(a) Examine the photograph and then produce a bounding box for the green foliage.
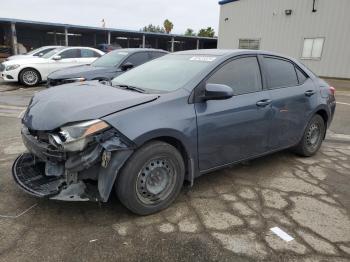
[163,19,174,34]
[184,28,196,36]
[141,24,165,33]
[197,27,215,37]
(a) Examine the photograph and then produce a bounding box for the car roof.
[174,49,291,59]
[114,48,169,53]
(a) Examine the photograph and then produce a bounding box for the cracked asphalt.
[0,81,349,261]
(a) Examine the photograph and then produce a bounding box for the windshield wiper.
[114,84,146,93]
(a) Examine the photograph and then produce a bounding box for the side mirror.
[52,55,62,61]
[120,62,134,71]
[203,83,233,101]
[38,52,44,57]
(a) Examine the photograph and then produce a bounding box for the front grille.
[0,63,5,72]
[12,153,63,197]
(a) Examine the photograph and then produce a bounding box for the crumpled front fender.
[97,150,133,202]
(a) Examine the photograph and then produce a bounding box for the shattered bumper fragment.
[12,127,134,202]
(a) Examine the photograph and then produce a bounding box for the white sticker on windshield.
[117,52,128,56]
[190,56,216,62]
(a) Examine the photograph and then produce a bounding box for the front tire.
[19,68,41,87]
[116,141,185,215]
[294,114,326,157]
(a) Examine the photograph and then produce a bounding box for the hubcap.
[23,71,38,85]
[306,123,321,149]
[136,158,175,205]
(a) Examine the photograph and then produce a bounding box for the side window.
[123,52,150,66]
[264,57,298,89]
[60,49,81,59]
[296,67,308,84]
[150,52,166,59]
[207,56,262,95]
[81,49,101,58]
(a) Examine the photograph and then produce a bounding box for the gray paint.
[16,49,336,201]
[218,0,350,78]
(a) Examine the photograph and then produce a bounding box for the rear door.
[195,56,273,171]
[261,55,318,150]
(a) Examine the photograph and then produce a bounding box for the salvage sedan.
[13,49,336,215]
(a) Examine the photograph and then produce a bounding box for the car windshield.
[112,54,217,92]
[42,47,65,59]
[92,50,129,67]
[26,47,45,55]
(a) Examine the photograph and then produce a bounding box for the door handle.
[305,90,316,97]
[256,99,272,107]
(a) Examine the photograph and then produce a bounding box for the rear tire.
[116,141,185,215]
[294,114,325,157]
[19,68,41,87]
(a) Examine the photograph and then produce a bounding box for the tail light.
[329,86,336,96]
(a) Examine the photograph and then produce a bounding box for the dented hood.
[22,81,158,131]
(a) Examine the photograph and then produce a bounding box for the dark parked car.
[96,43,121,53]
[13,49,336,215]
[47,48,168,87]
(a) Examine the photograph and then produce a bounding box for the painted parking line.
[337,101,350,106]
[0,104,27,118]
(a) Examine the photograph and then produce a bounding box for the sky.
[0,0,220,35]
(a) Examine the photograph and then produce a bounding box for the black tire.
[19,68,41,87]
[116,141,185,215]
[294,114,326,157]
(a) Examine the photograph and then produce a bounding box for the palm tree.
[163,19,174,34]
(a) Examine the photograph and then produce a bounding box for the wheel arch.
[133,130,198,185]
[19,67,42,83]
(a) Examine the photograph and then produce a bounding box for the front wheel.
[116,141,185,215]
[294,114,326,157]
[19,68,41,87]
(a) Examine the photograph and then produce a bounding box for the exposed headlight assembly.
[6,64,20,71]
[50,119,109,152]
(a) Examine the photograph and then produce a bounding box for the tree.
[197,27,215,38]
[184,28,196,36]
[163,19,174,34]
[141,24,165,33]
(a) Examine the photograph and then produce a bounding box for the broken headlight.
[50,119,109,152]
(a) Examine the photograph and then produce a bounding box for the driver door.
[195,56,272,171]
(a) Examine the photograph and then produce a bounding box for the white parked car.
[0,47,104,86]
[6,46,62,61]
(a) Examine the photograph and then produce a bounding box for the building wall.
[218,0,350,78]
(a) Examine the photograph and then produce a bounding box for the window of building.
[301,38,324,59]
[239,39,260,50]
[264,57,299,89]
[207,56,262,95]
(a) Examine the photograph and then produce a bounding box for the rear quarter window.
[264,57,299,89]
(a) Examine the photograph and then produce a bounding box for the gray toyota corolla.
[13,49,336,215]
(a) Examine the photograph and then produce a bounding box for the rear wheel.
[116,141,185,215]
[19,68,40,87]
[294,114,325,157]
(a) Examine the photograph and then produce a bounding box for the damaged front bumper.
[12,127,134,202]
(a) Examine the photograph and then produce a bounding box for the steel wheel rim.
[136,158,176,205]
[23,70,38,85]
[306,123,321,149]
